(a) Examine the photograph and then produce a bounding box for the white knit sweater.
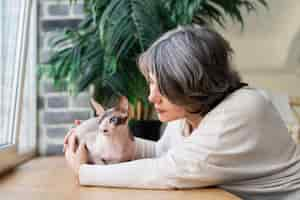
[79,87,300,199]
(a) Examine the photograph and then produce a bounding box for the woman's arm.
[79,157,171,189]
[78,119,228,189]
[71,119,226,189]
[78,135,225,189]
[69,118,232,189]
[133,137,156,159]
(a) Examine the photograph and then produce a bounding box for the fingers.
[64,145,71,162]
[69,134,78,153]
[77,142,88,164]
[64,144,73,168]
[63,119,81,152]
[77,143,86,156]
[77,143,88,156]
[63,130,73,147]
[74,120,81,125]
[63,144,67,153]
[64,120,81,144]
[63,130,72,145]
[78,142,86,151]
[63,130,74,153]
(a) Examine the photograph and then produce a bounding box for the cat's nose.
[102,129,108,133]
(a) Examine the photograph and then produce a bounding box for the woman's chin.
[158,117,168,122]
[157,113,168,122]
[157,113,178,122]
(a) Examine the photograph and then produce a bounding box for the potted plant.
[39,0,267,140]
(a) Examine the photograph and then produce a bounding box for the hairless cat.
[73,96,136,165]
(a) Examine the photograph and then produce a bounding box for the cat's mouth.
[102,130,111,136]
[98,127,113,136]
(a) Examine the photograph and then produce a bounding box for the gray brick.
[48,4,70,16]
[41,19,82,32]
[72,3,84,15]
[37,0,89,156]
[46,127,69,138]
[41,80,67,93]
[46,144,64,155]
[43,111,91,124]
[47,95,68,108]
[71,93,90,108]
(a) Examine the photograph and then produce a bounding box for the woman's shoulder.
[199,86,274,129]
[229,86,267,103]
[218,86,271,115]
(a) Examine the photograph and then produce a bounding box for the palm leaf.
[202,0,268,27]
[163,0,267,27]
[100,0,164,64]
[41,0,268,119]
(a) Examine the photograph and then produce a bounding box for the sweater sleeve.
[133,137,156,159]
[78,131,226,189]
[134,122,175,159]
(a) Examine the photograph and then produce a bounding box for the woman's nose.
[148,86,162,104]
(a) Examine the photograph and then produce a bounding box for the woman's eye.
[109,116,118,124]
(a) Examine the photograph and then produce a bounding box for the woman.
[64,25,300,199]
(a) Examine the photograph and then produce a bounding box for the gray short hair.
[138,25,242,116]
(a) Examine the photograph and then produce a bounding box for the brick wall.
[38,0,93,155]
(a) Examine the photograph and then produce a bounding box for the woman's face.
[148,74,186,122]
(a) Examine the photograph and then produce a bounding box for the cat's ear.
[117,96,129,114]
[90,98,105,116]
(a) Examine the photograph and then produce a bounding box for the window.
[0,0,36,173]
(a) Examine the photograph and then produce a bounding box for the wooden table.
[0,156,241,200]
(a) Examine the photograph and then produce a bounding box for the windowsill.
[0,145,36,176]
[0,156,241,200]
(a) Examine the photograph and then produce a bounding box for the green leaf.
[43,0,268,118]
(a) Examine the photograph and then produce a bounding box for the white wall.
[216,0,300,95]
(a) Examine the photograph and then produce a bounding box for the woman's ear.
[90,98,105,116]
[117,96,129,114]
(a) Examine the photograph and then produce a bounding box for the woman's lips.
[155,108,166,114]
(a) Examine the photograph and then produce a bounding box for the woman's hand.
[63,120,81,153]
[64,133,88,181]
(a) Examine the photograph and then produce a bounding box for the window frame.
[0,0,37,175]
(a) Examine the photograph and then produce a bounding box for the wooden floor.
[0,156,241,200]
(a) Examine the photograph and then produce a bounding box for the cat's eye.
[109,116,119,124]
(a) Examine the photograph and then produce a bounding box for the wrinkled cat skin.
[74,96,136,165]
